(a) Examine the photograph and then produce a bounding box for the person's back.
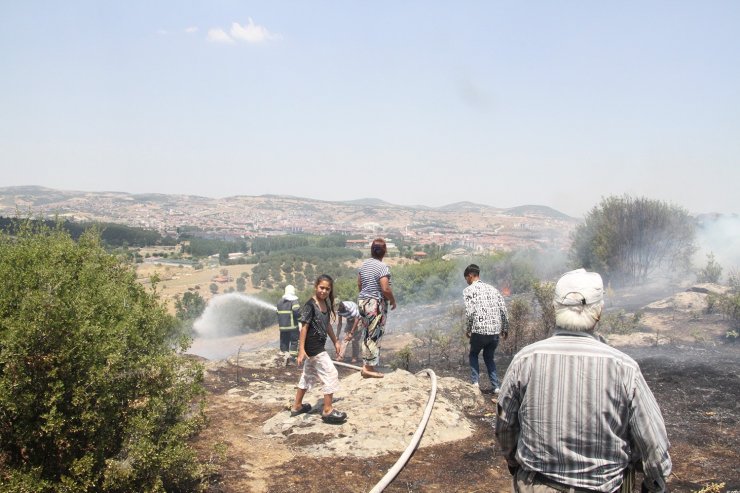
[276,285,300,354]
[462,278,507,335]
[496,269,671,493]
[358,257,389,300]
[498,332,666,491]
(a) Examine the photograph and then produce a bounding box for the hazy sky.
[1,2,739,217]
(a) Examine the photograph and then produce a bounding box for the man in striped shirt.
[495,269,671,493]
[463,264,509,393]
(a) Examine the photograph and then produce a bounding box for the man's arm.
[495,368,521,474]
[497,292,509,336]
[291,302,301,327]
[629,371,672,492]
[379,276,396,310]
[296,322,309,366]
[463,288,474,336]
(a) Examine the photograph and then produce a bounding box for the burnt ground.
[192,340,739,493]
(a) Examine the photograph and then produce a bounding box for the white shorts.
[297,351,340,395]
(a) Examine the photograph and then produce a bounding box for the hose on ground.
[333,360,438,493]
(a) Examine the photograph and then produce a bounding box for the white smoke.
[193,292,276,338]
[695,214,740,279]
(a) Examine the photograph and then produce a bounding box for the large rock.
[686,283,732,296]
[224,369,479,458]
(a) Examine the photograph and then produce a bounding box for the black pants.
[280,329,299,352]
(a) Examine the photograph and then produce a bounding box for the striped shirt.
[495,331,672,492]
[463,280,509,335]
[358,258,391,300]
[337,301,359,319]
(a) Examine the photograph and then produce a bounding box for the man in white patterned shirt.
[463,264,509,393]
[495,269,671,493]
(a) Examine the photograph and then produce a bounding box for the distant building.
[346,239,369,250]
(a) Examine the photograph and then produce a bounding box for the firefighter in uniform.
[276,285,301,356]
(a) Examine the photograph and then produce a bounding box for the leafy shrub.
[392,259,459,305]
[391,345,413,371]
[504,296,532,354]
[706,293,719,314]
[532,281,556,337]
[697,252,722,283]
[0,221,206,492]
[716,292,740,329]
[728,268,740,291]
[600,310,643,335]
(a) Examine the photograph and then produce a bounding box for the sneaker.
[321,409,347,424]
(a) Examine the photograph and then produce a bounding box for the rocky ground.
[188,285,739,493]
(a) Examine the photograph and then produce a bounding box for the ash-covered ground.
[189,283,739,493]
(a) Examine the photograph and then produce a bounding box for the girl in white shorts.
[289,274,347,424]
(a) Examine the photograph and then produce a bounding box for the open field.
[135,263,258,314]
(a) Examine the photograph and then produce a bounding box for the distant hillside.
[436,201,499,212]
[504,205,574,220]
[340,197,395,207]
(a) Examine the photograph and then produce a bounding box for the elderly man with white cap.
[276,285,301,356]
[495,269,672,493]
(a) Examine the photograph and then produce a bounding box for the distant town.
[0,186,578,253]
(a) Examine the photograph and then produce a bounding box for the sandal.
[321,409,347,424]
[290,403,311,417]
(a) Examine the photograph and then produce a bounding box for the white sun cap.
[554,269,604,306]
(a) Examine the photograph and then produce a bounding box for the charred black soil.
[195,343,739,493]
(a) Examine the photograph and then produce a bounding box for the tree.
[209,283,219,295]
[0,221,205,491]
[236,276,247,292]
[570,195,696,285]
[175,291,207,321]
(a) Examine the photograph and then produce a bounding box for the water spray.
[193,292,276,339]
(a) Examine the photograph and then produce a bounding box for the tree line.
[0,216,175,248]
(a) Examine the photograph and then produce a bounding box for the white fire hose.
[333,360,438,493]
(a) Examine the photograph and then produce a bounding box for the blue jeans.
[469,333,500,388]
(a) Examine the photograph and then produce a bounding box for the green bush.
[532,281,556,337]
[0,221,206,492]
[697,252,723,283]
[717,292,740,329]
[392,259,459,305]
[391,345,413,371]
[600,310,643,335]
[504,296,532,354]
